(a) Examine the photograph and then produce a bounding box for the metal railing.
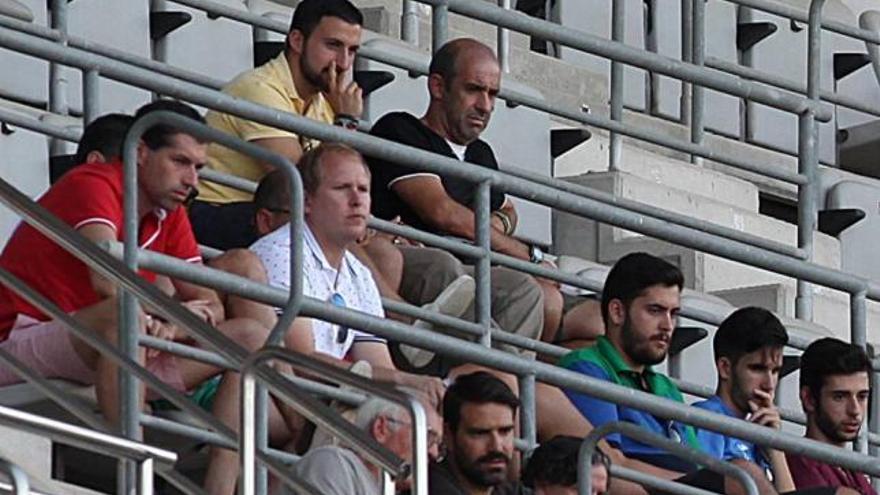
[0,403,177,495]
[241,348,426,495]
[0,458,28,495]
[579,422,758,495]
[1,2,880,492]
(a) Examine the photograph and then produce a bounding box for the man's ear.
[717,357,732,382]
[136,140,149,167]
[85,150,107,164]
[607,299,626,327]
[427,73,445,101]
[800,386,817,414]
[287,30,304,56]
[372,416,391,443]
[254,209,272,238]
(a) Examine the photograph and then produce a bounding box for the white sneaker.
[400,274,476,368]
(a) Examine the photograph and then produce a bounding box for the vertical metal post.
[136,458,154,495]
[690,0,706,165]
[850,290,868,454]
[475,180,492,347]
[121,121,145,495]
[796,0,826,323]
[679,0,693,126]
[82,69,100,126]
[48,0,69,158]
[382,471,396,495]
[401,0,419,44]
[498,0,511,73]
[871,364,880,492]
[254,387,269,495]
[432,0,449,54]
[519,373,537,464]
[608,0,625,171]
[240,373,257,495]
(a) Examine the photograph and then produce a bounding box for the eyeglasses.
[385,417,441,449]
[329,292,350,344]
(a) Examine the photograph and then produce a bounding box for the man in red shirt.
[0,100,278,443]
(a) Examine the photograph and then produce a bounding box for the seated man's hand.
[748,389,782,430]
[327,61,363,119]
[183,299,218,327]
[145,315,178,359]
[405,373,446,409]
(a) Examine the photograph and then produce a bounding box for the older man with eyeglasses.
[249,143,446,404]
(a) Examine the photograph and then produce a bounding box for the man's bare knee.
[209,248,268,283]
[218,317,270,352]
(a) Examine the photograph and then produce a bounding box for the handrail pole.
[82,68,101,125]
[690,0,706,165]
[125,111,304,495]
[498,0,511,73]
[475,180,492,346]
[608,0,624,171]
[579,422,759,495]
[402,0,419,44]
[519,373,537,463]
[851,290,868,454]
[121,94,144,495]
[432,0,448,53]
[240,348,423,494]
[0,459,30,495]
[137,457,155,495]
[48,0,69,158]
[796,0,826,324]
[680,0,693,126]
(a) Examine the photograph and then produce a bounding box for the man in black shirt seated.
[366,38,604,363]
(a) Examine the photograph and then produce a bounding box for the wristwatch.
[529,245,544,264]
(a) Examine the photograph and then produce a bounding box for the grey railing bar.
[730,0,880,45]
[166,0,828,121]
[580,422,758,495]
[498,163,806,259]
[611,465,718,495]
[0,459,29,495]
[410,0,830,121]
[0,107,80,142]
[706,56,880,120]
[161,0,814,184]
[365,47,807,185]
[199,168,258,194]
[88,244,880,476]
[0,12,225,90]
[240,348,419,495]
[0,403,176,467]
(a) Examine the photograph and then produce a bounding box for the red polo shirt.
[0,161,201,338]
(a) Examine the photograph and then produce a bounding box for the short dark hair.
[72,113,133,166]
[254,169,291,212]
[713,307,788,367]
[443,372,519,432]
[522,436,610,488]
[288,0,362,39]
[799,338,871,400]
[297,142,368,195]
[428,38,495,89]
[600,252,684,324]
[133,99,205,150]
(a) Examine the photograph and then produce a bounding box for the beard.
[452,445,510,488]
[729,372,756,416]
[620,315,667,367]
[815,406,860,444]
[299,51,329,93]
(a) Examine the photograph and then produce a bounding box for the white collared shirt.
[250,224,385,359]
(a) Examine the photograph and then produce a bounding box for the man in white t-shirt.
[250,143,445,399]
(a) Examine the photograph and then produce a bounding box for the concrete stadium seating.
[0,0,48,106]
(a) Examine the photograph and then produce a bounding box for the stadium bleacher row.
[1,0,880,493]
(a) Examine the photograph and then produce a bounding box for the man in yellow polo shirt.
[191,0,363,250]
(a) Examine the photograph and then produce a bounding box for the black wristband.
[334,114,359,130]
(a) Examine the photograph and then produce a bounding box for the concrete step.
[555,131,759,212]
[553,170,840,270]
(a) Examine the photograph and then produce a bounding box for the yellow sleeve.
[225,79,301,142]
